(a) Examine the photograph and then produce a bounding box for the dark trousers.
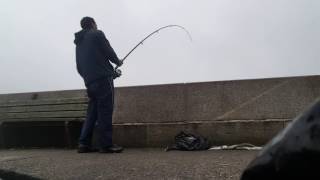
[79,77,114,148]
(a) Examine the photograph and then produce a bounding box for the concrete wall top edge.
[2,75,318,97]
[116,75,319,89]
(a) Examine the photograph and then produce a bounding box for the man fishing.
[74,16,123,153]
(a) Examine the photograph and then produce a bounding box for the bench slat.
[0,111,86,120]
[0,104,88,113]
[0,98,88,107]
[0,117,85,122]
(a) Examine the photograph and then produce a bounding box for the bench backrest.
[0,90,87,123]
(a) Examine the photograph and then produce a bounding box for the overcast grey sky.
[1,0,320,93]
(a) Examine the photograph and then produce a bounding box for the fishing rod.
[114,25,192,75]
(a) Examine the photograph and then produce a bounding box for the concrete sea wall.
[1,75,320,148]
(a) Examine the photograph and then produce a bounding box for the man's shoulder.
[87,30,105,37]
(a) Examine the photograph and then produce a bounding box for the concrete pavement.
[0,149,257,180]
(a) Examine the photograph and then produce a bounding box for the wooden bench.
[0,91,88,148]
[0,98,87,122]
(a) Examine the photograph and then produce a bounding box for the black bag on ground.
[241,99,320,180]
[166,131,210,151]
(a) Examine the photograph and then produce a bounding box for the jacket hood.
[74,30,88,45]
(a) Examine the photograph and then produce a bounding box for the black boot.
[100,144,124,153]
[77,145,99,153]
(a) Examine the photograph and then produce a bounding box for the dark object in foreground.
[0,169,42,180]
[241,99,320,180]
[166,131,210,151]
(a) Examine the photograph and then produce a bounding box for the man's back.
[74,29,119,86]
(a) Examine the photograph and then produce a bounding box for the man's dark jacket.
[74,29,121,86]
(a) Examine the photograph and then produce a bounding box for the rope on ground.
[209,143,262,150]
